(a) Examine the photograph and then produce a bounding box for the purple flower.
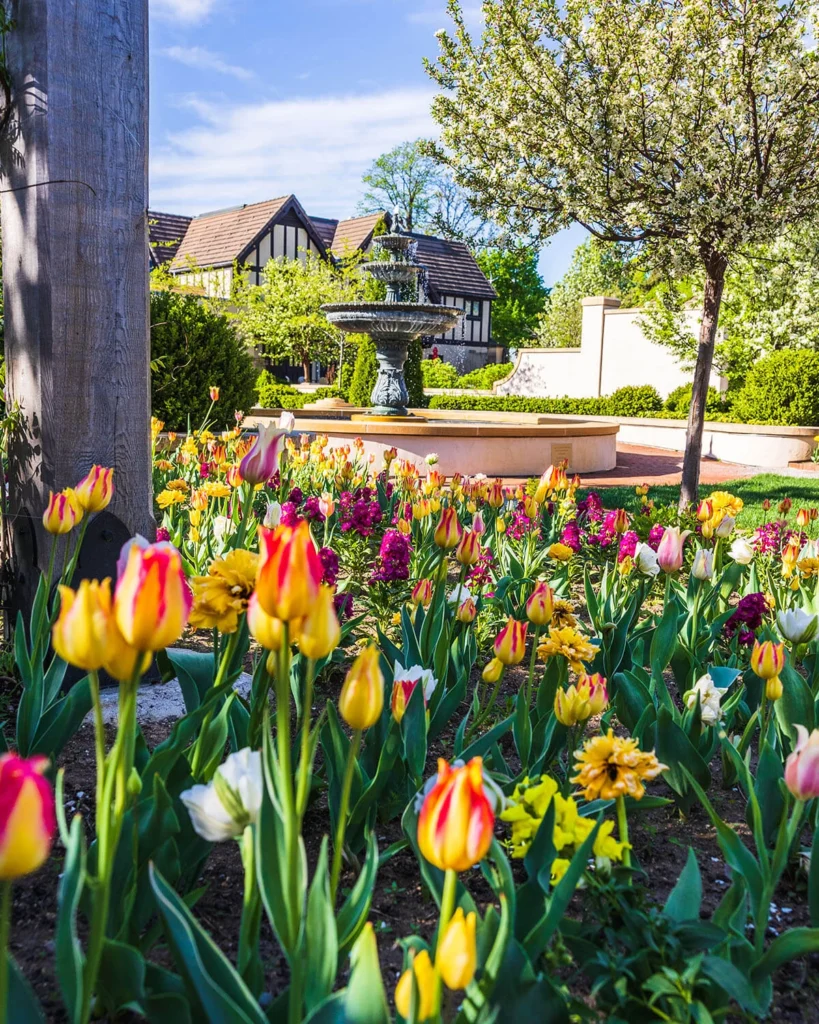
[724,591,771,641]
[618,530,639,563]
[339,490,383,537]
[303,496,324,523]
[560,520,583,553]
[648,523,665,551]
[319,546,339,587]
[280,502,301,528]
[371,529,411,582]
[334,592,353,619]
[577,491,604,524]
[287,487,304,507]
[156,526,170,542]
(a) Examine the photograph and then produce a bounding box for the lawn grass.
[580,473,819,530]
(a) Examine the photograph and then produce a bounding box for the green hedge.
[429,385,662,417]
[456,362,514,389]
[421,359,460,388]
[731,350,819,426]
[255,370,337,409]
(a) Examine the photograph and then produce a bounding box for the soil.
[9,670,819,1023]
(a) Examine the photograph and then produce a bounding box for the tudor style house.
[148,195,500,373]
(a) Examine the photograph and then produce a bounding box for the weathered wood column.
[1,0,154,607]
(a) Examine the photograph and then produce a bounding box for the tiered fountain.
[321,228,461,418]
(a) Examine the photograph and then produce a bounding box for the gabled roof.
[329,212,386,255]
[308,216,339,249]
[148,211,192,266]
[409,233,498,301]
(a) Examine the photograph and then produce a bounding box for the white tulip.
[691,548,714,581]
[264,501,282,528]
[181,748,263,843]
[425,453,440,466]
[212,514,230,546]
[394,660,438,702]
[278,410,296,433]
[777,608,819,645]
[634,542,660,577]
[799,539,819,562]
[684,674,722,725]
[729,538,754,565]
[715,515,735,538]
[448,582,472,605]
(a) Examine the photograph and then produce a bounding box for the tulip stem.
[433,868,458,1019]
[295,659,316,820]
[330,728,361,905]
[237,826,261,991]
[190,629,241,779]
[0,881,11,1024]
[467,669,505,741]
[616,796,631,881]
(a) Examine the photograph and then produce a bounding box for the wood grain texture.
[1,0,154,600]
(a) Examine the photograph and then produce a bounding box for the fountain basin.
[322,301,461,338]
[245,406,619,477]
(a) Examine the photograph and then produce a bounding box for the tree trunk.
[1,0,154,611]
[679,252,727,511]
[302,358,311,382]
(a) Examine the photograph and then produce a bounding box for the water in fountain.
[321,230,462,417]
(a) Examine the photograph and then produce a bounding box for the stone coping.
[247,407,619,439]
[532,412,819,437]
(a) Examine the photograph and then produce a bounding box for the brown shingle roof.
[170,196,291,270]
[410,233,497,301]
[330,212,385,255]
[308,216,339,249]
[148,211,192,265]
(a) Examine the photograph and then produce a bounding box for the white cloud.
[150,88,437,218]
[161,46,253,81]
[151,0,220,23]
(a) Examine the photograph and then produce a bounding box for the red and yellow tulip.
[417,757,494,872]
[74,466,114,514]
[256,522,323,622]
[0,755,55,880]
[114,537,192,652]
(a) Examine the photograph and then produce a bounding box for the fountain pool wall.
[245,407,619,477]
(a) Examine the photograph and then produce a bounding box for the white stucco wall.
[495,297,725,399]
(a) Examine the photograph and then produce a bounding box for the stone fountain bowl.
[364,262,421,284]
[321,301,462,338]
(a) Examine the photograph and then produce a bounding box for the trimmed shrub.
[429,394,608,415]
[664,383,730,416]
[348,336,424,408]
[731,351,819,426]
[456,362,514,389]
[151,290,257,430]
[607,385,663,416]
[256,371,306,409]
[421,359,459,388]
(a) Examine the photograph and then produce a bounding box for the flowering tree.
[427,0,819,505]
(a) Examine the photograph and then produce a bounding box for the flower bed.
[4,407,819,1022]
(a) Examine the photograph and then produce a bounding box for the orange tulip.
[417,757,494,872]
[255,522,323,622]
[114,537,192,652]
[0,755,55,880]
[209,386,220,401]
[74,465,114,514]
[411,579,434,608]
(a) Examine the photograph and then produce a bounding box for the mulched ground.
[8,663,819,1023]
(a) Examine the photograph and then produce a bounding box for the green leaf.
[663,848,702,923]
[654,706,711,807]
[31,677,92,761]
[751,927,819,984]
[337,832,379,957]
[344,923,390,1024]
[650,599,679,681]
[459,714,514,762]
[513,686,532,770]
[775,662,815,740]
[700,956,761,1016]
[149,863,267,1024]
[55,815,86,1023]
[305,838,338,1012]
[6,956,46,1023]
[402,680,427,783]
[97,939,147,1015]
[810,818,819,927]
[614,670,653,734]
[754,740,785,848]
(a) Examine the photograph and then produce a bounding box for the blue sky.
[149,0,585,285]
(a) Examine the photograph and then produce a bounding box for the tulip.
[691,548,714,581]
[434,507,462,549]
[225,465,243,488]
[715,515,735,538]
[797,508,810,528]
[780,498,792,514]
[395,950,436,1022]
[482,657,503,683]
[487,480,504,508]
[339,644,384,730]
[411,579,434,607]
[494,617,527,666]
[74,465,114,514]
[684,673,722,725]
[319,492,335,519]
[101,619,152,683]
[43,488,81,534]
[209,386,220,401]
[526,581,554,626]
[456,597,477,623]
[0,755,55,881]
[417,757,494,872]
[455,529,481,566]
[554,674,608,726]
[729,538,754,565]
[697,499,713,522]
[239,423,287,485]
[256,522,323,622]
[52,579,112,671]
[180,748,263,842]
[612,509,629,534]
[472,511,485,536]
[114,536,192,652]
[634,543,660,577]
[391,662,437,723]
[777,608,819,646]
[437,907,477,991]
[785,725,819,800]
[247,592,285,651]
[298,585,341,660]
[751,640,785,680]
[656,527,690,573]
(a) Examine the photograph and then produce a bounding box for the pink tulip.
[656,526,691,573]
[785,725,819,800]
[239,423,286,485]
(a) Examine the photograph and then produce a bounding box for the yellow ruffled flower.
[572,730,666,802]
[551,599,577,629]
[203,480,231,499]
[537,626,596,673]
[547,542,574,562]
[188,549,259,633]
[156,489,187,509]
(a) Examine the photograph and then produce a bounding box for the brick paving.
[581,443,760,488]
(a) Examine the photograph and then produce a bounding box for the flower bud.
[487,480,504,508]
[494,617,527,666]
[612,509,629,534]
[0,755,55,879]
[656,527,690,573]
[482,657,504,683]
[472,511,485,536]
[437,907,477,991]
[52,579,112,671]
[339,644,384,730]
[751,640,785,680]
[74,466,114,514]
[785,725,819,800]
[114,537,192,651]
[240,423,286,485]
[247,593,285,651]
[209,386,220,401]
[697,499,713,522]
[691,548,714,581]
[456,597,477,623]
[797,508,810,528]
[777,608,819,645]
[417,757,494,871]
[394,950,436,1022]
[43,489,81,534]
[526,581,554,626]
[411,579,434,608]
[181,748,262,842]
[729,538,754,565]
[297,585,340,660]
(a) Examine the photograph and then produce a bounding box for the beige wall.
[495,297,725,399]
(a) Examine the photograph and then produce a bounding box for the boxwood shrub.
[421,359,460,388]
[456,362,515,389]
[428,385,662,417]
[731,351,819,426]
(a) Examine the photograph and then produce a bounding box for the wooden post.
[1,0,154,609]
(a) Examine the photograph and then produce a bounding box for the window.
[465,299,481,320]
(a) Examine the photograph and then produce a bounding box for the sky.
[148,0,586,286]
